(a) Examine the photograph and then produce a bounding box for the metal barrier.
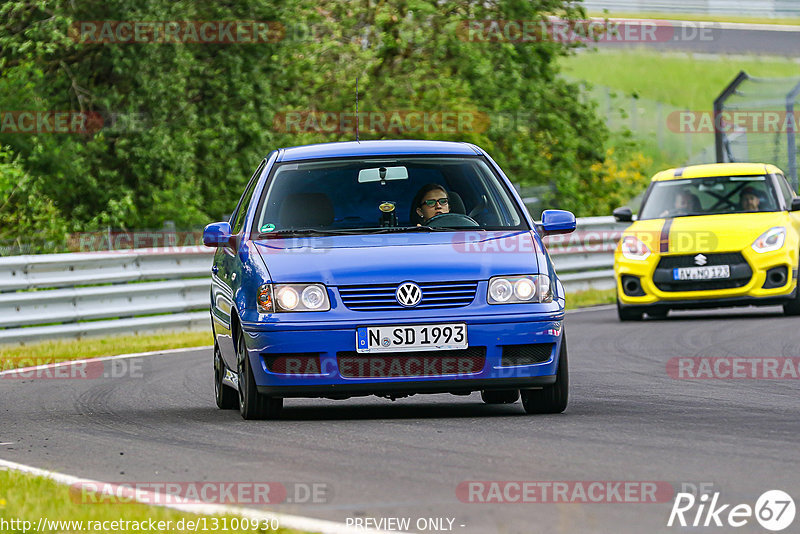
[0,217,626,344]
[579,0,800,17]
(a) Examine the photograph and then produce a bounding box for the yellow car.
[613,163,800,320]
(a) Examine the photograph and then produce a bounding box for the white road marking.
[0,458,409,534]
[567,304,616,314]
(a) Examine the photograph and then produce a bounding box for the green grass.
[565,287,616,310]
[561,49,800,110]
[0,331,212,371]
[587,11,800,26]
[0,469,301,534]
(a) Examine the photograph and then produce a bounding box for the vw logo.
[694,254,708,266]
[396,282,422,307]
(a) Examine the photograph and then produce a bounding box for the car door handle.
[211,265,219,274]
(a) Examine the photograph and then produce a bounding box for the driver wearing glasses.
[415,183,450,224]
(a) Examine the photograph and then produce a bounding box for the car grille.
[501,343,554,366]
[656,252,747,268]
[653,252,752,292]
[337,347,486,378]
[338,281,478,311]
[263,353,322,374]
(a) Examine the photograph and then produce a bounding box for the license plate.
[356,323,467,353]
[673,265,730,280]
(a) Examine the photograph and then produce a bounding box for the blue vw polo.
[204,140,576,419]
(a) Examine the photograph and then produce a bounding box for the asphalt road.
[2,305,799,533]
[591,21,800,55]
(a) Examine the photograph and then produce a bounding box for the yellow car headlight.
[621,235,651,261]
[752,227,786,253]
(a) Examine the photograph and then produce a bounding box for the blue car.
[203,140,576,419]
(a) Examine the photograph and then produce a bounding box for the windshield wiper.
[257,226,484,238]
[257,228,366,238]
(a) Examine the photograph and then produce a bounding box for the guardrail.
[0,217,626,344]
[579,0,800,17]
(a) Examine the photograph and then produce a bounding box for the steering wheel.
[424,213,480,228]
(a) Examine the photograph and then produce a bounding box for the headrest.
[279,193,334,227]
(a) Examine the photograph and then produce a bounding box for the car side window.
[776,175,795,208]
[231,162,265,234]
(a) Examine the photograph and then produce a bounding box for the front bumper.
[615,246,798,308]
[239,312,564,398]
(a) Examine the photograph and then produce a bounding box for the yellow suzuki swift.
[613,163,800,320]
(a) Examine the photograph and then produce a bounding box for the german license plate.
[356,323,467,353]
[673,265,730,280]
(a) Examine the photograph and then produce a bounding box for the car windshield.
[638,175,781,220]
[252,156,526,235]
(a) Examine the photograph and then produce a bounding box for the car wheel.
[521,336,568,414]
[214,343,238,410]
[236,331,283,420]
[783,284,800,316]
[617,298,643,321]
[481,389,520,404]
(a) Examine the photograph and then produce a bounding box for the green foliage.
[0,0,614,239]
[0,145,69,251]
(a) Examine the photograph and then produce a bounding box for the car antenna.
[355,77,360,143]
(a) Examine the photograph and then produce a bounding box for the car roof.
[276,140,481,162]
[652,162,784,181]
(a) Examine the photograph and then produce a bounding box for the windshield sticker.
[260,223,276,233]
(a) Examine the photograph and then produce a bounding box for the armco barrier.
[579,0,800,17]
[0,217,625,343]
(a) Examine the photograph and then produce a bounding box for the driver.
[415,183,450,223]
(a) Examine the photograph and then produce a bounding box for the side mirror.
[203,221,233,247]
[791,198,800,211]
[613,207,633,222]
[540,209,576,236]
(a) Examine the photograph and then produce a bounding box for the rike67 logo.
[668,490,795,531]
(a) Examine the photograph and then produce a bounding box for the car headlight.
[257,283,330,313]
[620,235,651,260]
[752,227,786,253]
[488,275,552,304]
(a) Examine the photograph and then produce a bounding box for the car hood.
[623,212,789,254]
[253,231,540,285]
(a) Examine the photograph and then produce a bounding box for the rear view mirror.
[613,207,633,222]
[540,209,576,236]
[203,221,233,247]
[358,166,409,183]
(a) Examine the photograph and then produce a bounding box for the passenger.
[740,186,761,211]
[660,191,695,217]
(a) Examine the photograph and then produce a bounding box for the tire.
[521,336,568,414]
[783,284,800,316]
[236,331,283,420]
[617,298,643,321]
[214,343,238,410]
[481,389,520,404]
